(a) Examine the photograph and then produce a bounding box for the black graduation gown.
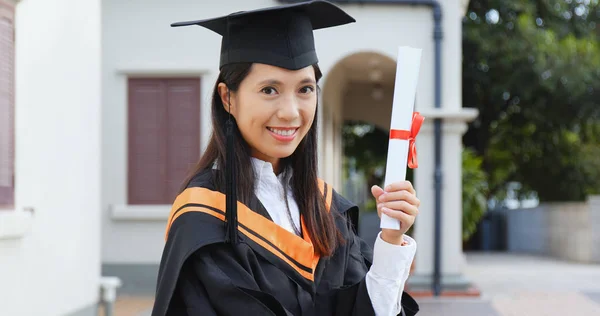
[151,169,419,316]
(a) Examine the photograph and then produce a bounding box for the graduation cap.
[171,0,356,70]
[171,0,355,243]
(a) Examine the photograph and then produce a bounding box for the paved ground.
[98,296,154,316]
[416,252,600,316]
[106,252,600,316]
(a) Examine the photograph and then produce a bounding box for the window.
[127,78,201,205]
[0,1,15,208]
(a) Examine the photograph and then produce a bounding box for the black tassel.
[225,119,238,244]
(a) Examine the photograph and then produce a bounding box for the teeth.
[268,128,295,136]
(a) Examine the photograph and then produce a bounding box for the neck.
[250,152,281,175]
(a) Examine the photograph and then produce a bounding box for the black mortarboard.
[171,0,356,70]
[171,1,355,244]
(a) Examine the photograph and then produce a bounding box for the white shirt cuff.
[370,232,417,281]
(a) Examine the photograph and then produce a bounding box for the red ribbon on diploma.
[389,112,424,169]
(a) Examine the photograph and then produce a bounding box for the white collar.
[213,157,293,189]
[250,157,291,187]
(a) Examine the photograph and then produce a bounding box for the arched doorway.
[320,51,410,244]
[320,51,398,199]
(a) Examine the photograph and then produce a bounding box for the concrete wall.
[591,196,600,263]
[507,196,600,263]
[0,0,101,315]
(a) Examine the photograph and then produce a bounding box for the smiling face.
[218,63,317,172]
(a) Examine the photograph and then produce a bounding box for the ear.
[218,83,233,114]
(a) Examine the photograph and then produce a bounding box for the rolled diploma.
[380,46,423,230]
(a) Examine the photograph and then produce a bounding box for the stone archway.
[320,51,397,192]
[319,51,400,247]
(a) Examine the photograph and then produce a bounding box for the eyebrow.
[257,78,316,86]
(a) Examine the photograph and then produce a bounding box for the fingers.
[373,185,385,219]
[371,185,385,201]
[378,200,419,217]
[381,207,415,228]
[373,183,420,221]
[384,181,416,195]
[378,189,420,208]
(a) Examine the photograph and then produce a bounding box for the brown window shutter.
[128,79,168,205]
[165,79,200,203]
[0,2,15,208]
[128,78,200,205]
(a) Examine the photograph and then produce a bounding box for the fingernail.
[382,207,390,213]
[377,203,382,209]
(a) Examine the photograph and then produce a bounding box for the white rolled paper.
[380,46,423,230]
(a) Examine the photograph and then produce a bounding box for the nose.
[277,94,300,121]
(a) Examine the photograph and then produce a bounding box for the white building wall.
[0,0,102,315]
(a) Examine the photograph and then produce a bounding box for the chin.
[267,144,301,159]
[269,149,297,159]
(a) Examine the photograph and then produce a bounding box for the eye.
[261,86,278,95]
[299,85,315,94]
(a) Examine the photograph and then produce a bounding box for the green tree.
[462,148,489,241]
[463,0,600,202]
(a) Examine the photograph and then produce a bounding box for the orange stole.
[164,179,333,281]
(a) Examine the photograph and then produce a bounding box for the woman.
[152,1,421,315]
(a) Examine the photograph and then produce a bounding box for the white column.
[410,108,477,290]
[332,101,343,191]
[317,92,324,173]
[320,99,335,185]
[319,73,343,189]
